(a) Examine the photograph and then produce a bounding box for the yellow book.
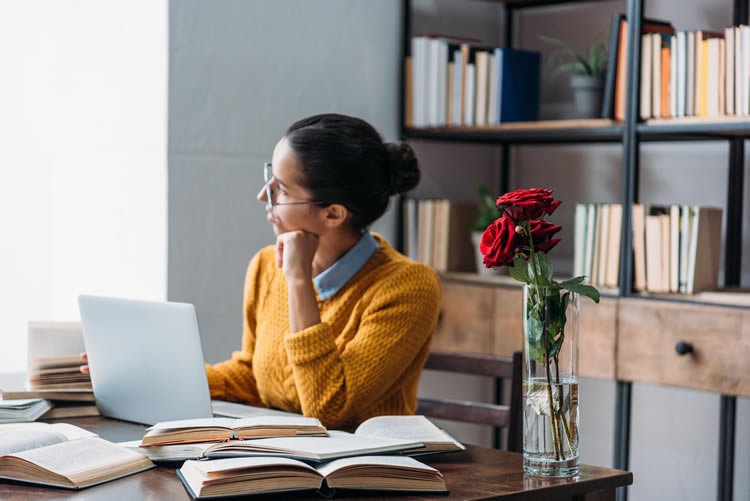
[699,39,708,116]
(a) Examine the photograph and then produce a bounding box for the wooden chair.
[417,350,523,452]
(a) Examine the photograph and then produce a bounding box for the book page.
[355,415,464,448]
[0,422,96,455]
[316,455,439,477]
[234,416,322,429]
[10,437,151,486]
[148,417,237,431]
[207,431,422,459]
[191,456,319,476]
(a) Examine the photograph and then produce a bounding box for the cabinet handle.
[675,341,693,356]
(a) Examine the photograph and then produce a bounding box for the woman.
[86,113,441,430]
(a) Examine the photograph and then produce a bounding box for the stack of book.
[403,199,477,272]
[573,203,623,288]
[121,414,459,498]
[407,36,540,128]
[572,203,723,294]
[1,389,98,420]
[632,204,722,294]
[0,398,52,423]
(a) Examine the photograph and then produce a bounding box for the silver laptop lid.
[78,295,213,425]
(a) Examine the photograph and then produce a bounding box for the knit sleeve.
[283,263,441,428]
[205,251,264,405]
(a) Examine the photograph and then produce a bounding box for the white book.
[597,204,610,286]
[495,48,504,123]
[669,36,679,117]
[452,49,463,125]
[678,204,691,292]
[652,33,661,118]
[573,204,587,278]
[427,39,441,127]
[735,27,743,115]
[436,41,448,126]
[487,53,499,125]
[640,34,652,119]
[726,27,735,115]
[475,51,489,126]
[743,26,750,115]
[687,31,696,116]
[583,203,597,283]
[706,38,720,116]
[464,63,476,126]
[676,31,687,117]
[669,205,680,293]
[410,37,427,127]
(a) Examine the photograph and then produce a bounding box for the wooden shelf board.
[631,288,750,308]
[437,271,620,296]
[639,116,750,138]
[404,119,623,144]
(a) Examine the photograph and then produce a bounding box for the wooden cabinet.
[617,298,750,397]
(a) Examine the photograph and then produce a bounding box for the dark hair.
[285,113,420,231]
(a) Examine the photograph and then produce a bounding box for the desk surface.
[0,417,632,501]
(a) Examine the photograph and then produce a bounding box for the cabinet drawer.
[579,297,617,380]
[433,281,493,354]
[491,287,523,357]
[617,298,750,397]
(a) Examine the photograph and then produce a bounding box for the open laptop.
[78,295,214,425]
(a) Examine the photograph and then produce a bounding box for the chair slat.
[417,398,510,427]
[423,351,515,378]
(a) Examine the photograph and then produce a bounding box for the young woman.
[85,114,441,430]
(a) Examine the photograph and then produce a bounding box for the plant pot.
[522,284,580,478]
[570,75,603,119]
[471,232,502,276]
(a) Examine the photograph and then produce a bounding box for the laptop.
[78,295,214,425]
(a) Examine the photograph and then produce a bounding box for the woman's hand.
[275,230,319,281]
[79,352,89,374]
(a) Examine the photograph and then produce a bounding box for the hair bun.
[384,141,420,195]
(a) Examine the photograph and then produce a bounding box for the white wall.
[0,1,168,375]
[167,0,401,364]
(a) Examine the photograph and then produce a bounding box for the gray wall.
[168,1,750,499]
[167,0,401,364]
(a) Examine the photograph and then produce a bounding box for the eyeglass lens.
[263,162,273,209]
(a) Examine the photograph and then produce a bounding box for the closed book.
[706,38,720,116]
[602,13,624,118]
[475,51,490,126]
[40,402,99,419]
[605,204,622,288]
[726,27,734,115]
[645,213,666,293]
[669,205,680,293]
[632,204,647,291]
[678,204,692,292]
[670,35,677,117]
[584,203,597,283]
[687,31,695,116]
[573,204,587,278]
[434,200,478,272]
[494,48,540,122]
[597,204,610,286]
[640,33,652,119]
[652,33,661,118]
[676,31,687,117]
[660,45,670,118]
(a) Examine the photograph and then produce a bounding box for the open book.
[0,422,153,489]
[354,415,466,454]
[177,455,447,499]
[140,416,327,446]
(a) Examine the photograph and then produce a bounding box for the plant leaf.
[509,256,530,283]
[535,251,554,282]
[559,279,600,303]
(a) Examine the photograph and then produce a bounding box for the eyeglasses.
[263,162,329,210]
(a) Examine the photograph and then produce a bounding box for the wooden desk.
[0,417,632,500]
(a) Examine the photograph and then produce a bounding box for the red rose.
[479,215,524,268]
[529,219,561,254]
[495,188,561,222]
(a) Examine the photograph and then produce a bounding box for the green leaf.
[559,279,600,303]
[509,257,530,283]
[535,251,554,282]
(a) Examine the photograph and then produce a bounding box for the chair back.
[417,350,522,451]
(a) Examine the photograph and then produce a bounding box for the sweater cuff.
[284,322,335,364]
[205,363,225,397]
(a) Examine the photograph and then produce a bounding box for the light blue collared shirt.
[313,231,379,301]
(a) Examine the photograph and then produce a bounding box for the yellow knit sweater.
[205,234,441,429]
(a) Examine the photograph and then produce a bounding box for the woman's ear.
[322,203,350,228]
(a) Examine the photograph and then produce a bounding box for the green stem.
[554,356,577,457]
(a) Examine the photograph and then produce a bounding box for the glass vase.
[522,284,580,478]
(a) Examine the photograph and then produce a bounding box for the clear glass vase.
[522,284,580,478]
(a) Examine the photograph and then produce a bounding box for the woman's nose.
[257,185,267,203]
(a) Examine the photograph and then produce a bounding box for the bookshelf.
[399,0,747,500]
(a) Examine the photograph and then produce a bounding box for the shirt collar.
[313,231,379,301]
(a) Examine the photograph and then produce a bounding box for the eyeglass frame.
[263,162,331,210]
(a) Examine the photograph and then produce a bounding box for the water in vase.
[523,377,579,477]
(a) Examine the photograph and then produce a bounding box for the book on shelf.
[127,415,464,463]
[632,204,647,291]
[177,455,447,499]
[685,207,723,294]
[0,399,52,423]
[140,416,327,447]
[0,422,153,489]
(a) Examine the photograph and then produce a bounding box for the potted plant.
[540,34,608,118]
[471,184,503,275]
